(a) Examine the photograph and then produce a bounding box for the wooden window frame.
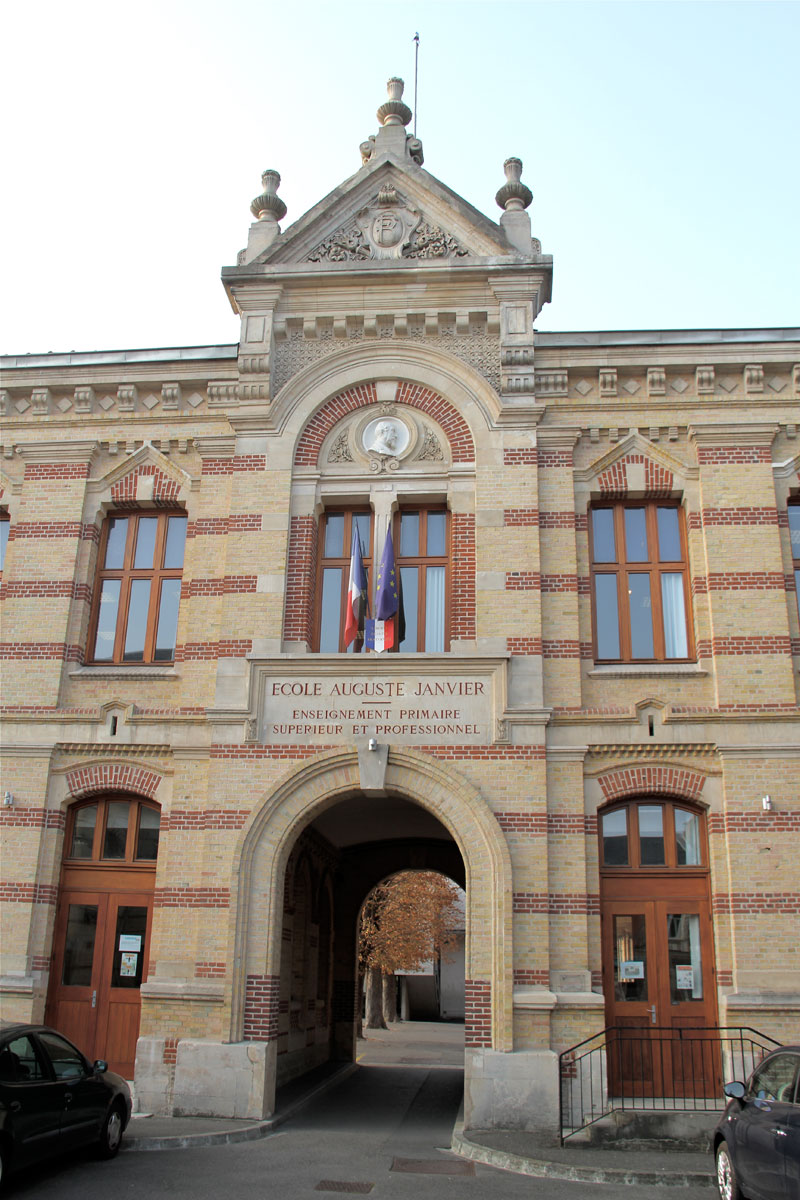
[313,509,373,653]
[789,503,800,622]
[0,511,9,572]
[394,505,450,653]
[599,800,707,874]
[87,510,186,665]
[589,500,693,663]
[64,796,161,868]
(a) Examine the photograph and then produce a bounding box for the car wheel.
[95,1103,125,1159]
[715,1142,742,1200]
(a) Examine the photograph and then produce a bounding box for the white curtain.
[661,572,688,657]
[425,566,445,652]
[688,914,703,999]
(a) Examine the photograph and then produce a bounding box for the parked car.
[0,1022,131,1187]
[713,1044,800,1200]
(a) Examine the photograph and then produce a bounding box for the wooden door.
[602,884,718,1098]
[46,889,152,1078]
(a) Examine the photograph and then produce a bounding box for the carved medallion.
[355,187,421,260]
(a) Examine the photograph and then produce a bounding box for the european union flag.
[373,527,405,651]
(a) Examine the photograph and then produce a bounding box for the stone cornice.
[689,422,779,447]
[14,439,98,464]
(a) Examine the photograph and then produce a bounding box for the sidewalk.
[123,1021,716,1187]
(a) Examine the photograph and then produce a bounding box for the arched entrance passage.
[228,748,513,1117]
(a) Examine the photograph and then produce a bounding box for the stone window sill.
[69,666,180,680]
[588,663,708,679]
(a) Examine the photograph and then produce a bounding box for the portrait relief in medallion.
[363,416,409,457]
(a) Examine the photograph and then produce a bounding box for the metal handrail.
[558,1025,781,1144]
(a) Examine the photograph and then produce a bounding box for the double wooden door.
[46,886,152,1079]
[601,878,718,1099]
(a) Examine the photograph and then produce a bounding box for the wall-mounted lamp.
[368,738,378,752]
[2,791,13,808]
[762,795,773,812]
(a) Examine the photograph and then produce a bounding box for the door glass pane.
[0,520,9,570]
[675,809,701,866]
[666,913,703,1000]
[154,578,181,660]
[123,578,151,660]
[424,566,445,652]
[110,906,147,989]
[324,514,344,557]
[103,800,130,859]
[595,575,620,658]
[62,905,98,986]
[639,805,665,865]
[163,516,188,568]
[427,512,446,556]
[70,804,97,858]
[104,517,128,569]
[787,505,800,554]
[136,807,160,860]
[133,517,158,568]
[400,512,419,556]
[661,573,688,658]
[624,509,648,562]
[592,509,616,562]
[93,579,121,660]
[657,508,682,561]
[319,568,342,652]
[400,566,418,651]
[613,914,648,1001]
[628,574,654,658]
[602,809,628,865]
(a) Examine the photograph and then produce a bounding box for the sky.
[1,0,798,355]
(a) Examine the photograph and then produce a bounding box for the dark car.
[0,1022,131,1187]
[713,1044,800,1200]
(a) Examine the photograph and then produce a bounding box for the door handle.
[10,1101,21,1112]
[92,989,97,1009]
[649,1005,657,1025]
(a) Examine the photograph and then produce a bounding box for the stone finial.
[250,169,287,223]
[377,77,412,128]
[495,158,533,212]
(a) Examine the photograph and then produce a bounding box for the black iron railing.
[558,1025,781,1143]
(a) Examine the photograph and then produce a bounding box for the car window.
[37,1031,87,1080]
[749,1053,799,1104]
[0,1035,49,1082]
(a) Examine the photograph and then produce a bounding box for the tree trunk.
[382,971,397,1023]
[364,967,387,1030]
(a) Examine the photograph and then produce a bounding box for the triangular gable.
[575,433,696,499]
[91,443,194,508]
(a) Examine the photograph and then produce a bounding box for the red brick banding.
[201,456,267,475]
[111,465,181,506]
[0,580,91,602]
[696,635,792,657]
[495,812,547,835]
[464,980,491,1047]
[164,809,250,831]
[702,507,778,526]
[513,892,600,914]
[175,639,253,661]
[66,763,162,799]
[283,516,316,645]
[541,574,578,593]
[186,514,262,538]
[504,508,539,526]
[697,446,772,465]
[244,974,281,1041]
[708,812,800,834]
[195,961,226,978]
[703,572,786,590]
[154,886,230,908]
[0,807,65,829]
[542,639,582,658]
[504,448,537,466]
[9,521,83,540]
[540,511,577,529]
[422,745,546,761]
[181,576,258,599]
[505,571,540,590]
[507,637,542,655]
[598,766,706,802]
[514,969,549,986]
[163,1038,178,1065]
[538,449,574,468]
[717,970,734,987]
[0,883,58,905]
[451,514,476,639]
[713,892,800,914]
[548,814,597,835]
[23,463,91,480]
[0,642,83,661]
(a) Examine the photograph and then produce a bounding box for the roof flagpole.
[413,32,420,137]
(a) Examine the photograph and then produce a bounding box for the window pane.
[164,516,188,568]
[103,800,130,859]
[427,512,446,556]
[62,904,97,986]
[749,1054,799,1103]
[154,578,181,661]
[319,568,342,652]
[110,906,148,988]
[70,804,97,858]
[38,1032,86,1080]
[93,578,121,661]
[399,566,418,651]
[661,573,688,658]
[4,1036,46,1081]
[595,575,620,658]
[136,806,161,860]
[133,517,158,568]
[667,913,703,1000]
[123,578,152,660]
[613,914,648,1001]
[0,520,9,570]
[592,509,616,562]
[628,574,654,658]
[657,508,682,561]
[624,509,648,562]
[639,805,665,865]
[400,512,420,557]
[788,506,800,555]
[675,809,701,866]
[602,809,628,865]
[796,569,800,621]
[424,566,445,652]
[324,514,345,557]
[104,517,128,568]
[353,514,371,556]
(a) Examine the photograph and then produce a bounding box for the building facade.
[1,80,799,1135]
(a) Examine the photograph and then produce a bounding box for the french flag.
[343,524,368,648]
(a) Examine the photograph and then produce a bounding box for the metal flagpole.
[413,32,420,137]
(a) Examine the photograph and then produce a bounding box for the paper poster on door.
[675,965,694,991]
[620,961,644,980]
[119,934,142,952]
[119,952,138,977]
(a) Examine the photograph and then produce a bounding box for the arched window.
[599,799,705,870]
[65,796,161,864]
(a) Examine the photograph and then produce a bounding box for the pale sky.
[1,0,798,355]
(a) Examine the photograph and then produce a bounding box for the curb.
[451,1124,716,1189]
[122,1062,357,1152]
